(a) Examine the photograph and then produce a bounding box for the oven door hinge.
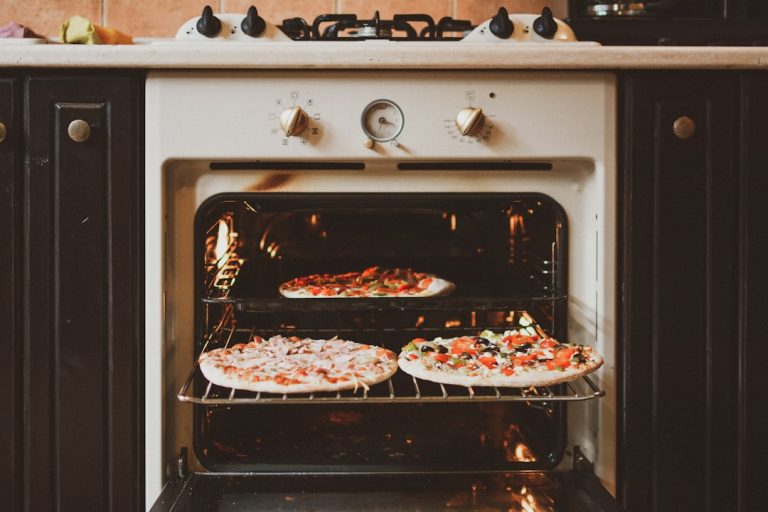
[176,447,189,479]
[572,445,594,474]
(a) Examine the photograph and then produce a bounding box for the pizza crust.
[398,352,603,388]
[200,360,398,394]
[279,276,455,299]
[199,337,399,394]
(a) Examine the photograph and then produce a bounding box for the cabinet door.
[24,75,142,512]
[0,76,22,512]
[620,72,740,511]
[738,72,768,512]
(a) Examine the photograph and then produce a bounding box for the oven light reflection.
[513,442,535,462]
[509,213,526,237]
[214,219,231,269]
[266,242,281,259]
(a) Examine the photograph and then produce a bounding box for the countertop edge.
[1,45,767,69]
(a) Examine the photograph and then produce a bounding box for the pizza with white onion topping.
[199,335,398,394]
[398,329,603,388]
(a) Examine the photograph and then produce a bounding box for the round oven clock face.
[361,99,404,142]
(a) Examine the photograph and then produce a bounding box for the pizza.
[398,329,603,388]
[279,266,455,298]
[198,335,398,394]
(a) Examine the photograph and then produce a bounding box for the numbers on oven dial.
[361,99,404,142]
[444,115,493,144]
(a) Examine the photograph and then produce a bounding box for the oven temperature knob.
[279,106,309,137]
[455,107,485,136]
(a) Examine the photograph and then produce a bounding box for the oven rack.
[178,326,604,406]
[202,294,567,313]
[178,363,604,405]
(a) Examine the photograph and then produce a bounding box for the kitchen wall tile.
[456,0,567,23]
[106,0,208,38]
[338,0,451,22]
[221,0,336,24]
[0,0,101,38]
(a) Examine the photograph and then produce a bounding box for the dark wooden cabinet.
[0,76,22,512]
[736,72,768,512]
[0,73,143,512]
[619,72,768,511]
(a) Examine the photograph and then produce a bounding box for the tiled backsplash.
[1,0,566,38]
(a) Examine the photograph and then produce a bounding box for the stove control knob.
[241,6,266,38]
[533,7,558,40]
[197,5,222,38]
[489,7,514,40]
[279,106,309,137]
[455,107,485,136]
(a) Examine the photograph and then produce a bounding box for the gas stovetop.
[173,4,598,45]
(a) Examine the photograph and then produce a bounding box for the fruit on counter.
[60,16,133,45]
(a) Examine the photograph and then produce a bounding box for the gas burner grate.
[279,11,474,41]
[178,325,605,406]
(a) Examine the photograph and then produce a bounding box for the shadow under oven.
[146,71,617,511]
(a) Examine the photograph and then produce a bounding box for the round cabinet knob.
[241,6,266,38]
[67,119,91,143]
[0,122,6,144]
[489,7,514,39]
[533,7,558,40]
[673,116,696,140]
[455,107,485,136]
[197,5,222,38]
[279,106,309,137]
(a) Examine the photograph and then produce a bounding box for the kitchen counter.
[1,43,768,69]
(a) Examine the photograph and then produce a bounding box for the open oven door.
[151,453,620,512]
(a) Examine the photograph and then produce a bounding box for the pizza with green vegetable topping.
[398,329,603,387]
[279,266,455,298]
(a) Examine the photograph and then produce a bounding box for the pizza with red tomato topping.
[398,329,603,387]
[199,335,398,394]
[279,266,455,298]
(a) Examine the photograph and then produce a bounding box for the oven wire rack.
[178,325,605,406]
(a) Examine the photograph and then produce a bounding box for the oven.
[145,70,617,510]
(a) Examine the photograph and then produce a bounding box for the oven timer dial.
[361,99,404,143]
[279,106,309,137]
[455,107,485,136]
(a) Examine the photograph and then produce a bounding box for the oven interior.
[191,193,579,472]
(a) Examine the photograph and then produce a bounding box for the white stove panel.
[147,71,612,160]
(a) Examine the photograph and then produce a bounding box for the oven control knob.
[196,5,222,38]
[489,7,514,39]
[279,106,309,137]
[241,6,266,38]
[533,7,558,40]
[455,107,485,136]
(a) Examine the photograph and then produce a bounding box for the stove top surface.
[172,5,594,45]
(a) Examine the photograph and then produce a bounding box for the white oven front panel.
[145,71,616,509]
[146,71,610,160]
